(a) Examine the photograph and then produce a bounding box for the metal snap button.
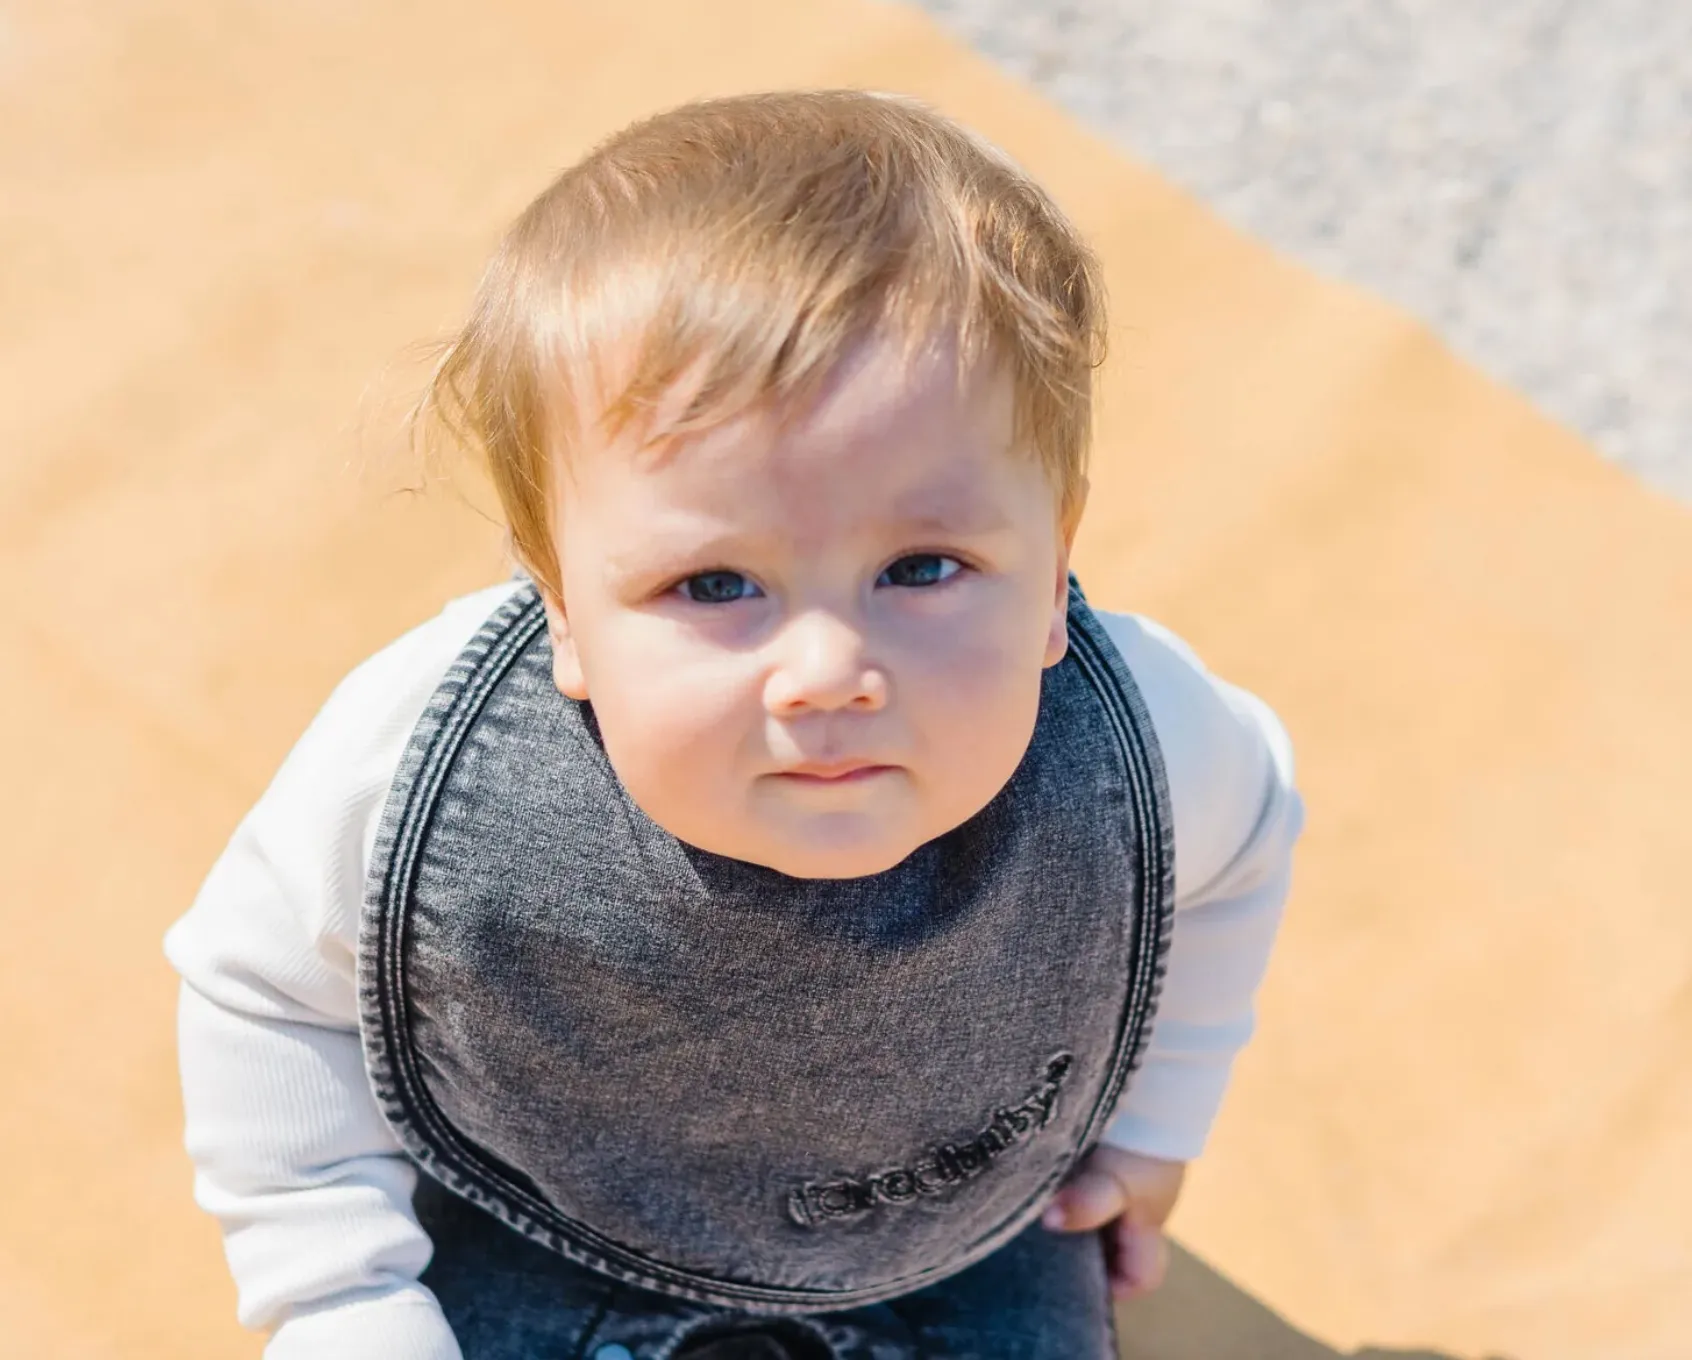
[592,1346,635,1360]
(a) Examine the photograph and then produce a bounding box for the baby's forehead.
[596,332,1008,458]
[546,334,1052,563]
[642,358,1012,490]
[585,431,1036,572]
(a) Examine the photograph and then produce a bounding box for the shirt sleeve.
[164,581,519,1359]
[1090,611,1305,1162]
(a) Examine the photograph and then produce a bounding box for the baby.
[166,90,1303,1360]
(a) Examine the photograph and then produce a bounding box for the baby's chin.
[676,813,936,882]
[629,770,1010,881]
[744,839,920,882]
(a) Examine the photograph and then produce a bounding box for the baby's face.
[542,339,1074,879]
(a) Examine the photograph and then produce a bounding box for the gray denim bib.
[359,577,1173,1314]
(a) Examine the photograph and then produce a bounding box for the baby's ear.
[1043,556,1071,668]
[541,594,590,700]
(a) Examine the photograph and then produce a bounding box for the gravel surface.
[913,0,1692,502]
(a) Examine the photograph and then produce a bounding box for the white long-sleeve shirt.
[165,577,1303,1360]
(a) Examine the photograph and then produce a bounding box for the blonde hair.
[412,89,1108,601]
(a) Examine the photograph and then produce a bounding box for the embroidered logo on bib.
[786,1053,1074,1227]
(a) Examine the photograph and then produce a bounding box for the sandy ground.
[2,2,1689,1357]
[915,0,1692,503]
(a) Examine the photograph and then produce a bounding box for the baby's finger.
[1041,1166,1126,1232]
[1105,1221,1169,1301]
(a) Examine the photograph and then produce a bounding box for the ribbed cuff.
[265,1287,463,1360]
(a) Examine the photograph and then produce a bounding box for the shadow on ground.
[1117,1242,1510,1360]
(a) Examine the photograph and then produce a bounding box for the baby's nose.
[762,612,888,714]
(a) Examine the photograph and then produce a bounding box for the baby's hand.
[1041,1146,1187,1301]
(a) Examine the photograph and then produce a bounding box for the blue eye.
[878,554,961,588]
[679,571,762,604]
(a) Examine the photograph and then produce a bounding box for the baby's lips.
[777,756,895,779]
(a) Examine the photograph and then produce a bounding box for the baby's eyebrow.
[600,525,775,579]
[599,499,1016,582]
[889,509,1014,537]
[873,489,1020,537]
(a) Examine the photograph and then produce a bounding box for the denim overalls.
[358,578,1173,1359]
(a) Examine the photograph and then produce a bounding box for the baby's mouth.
[774,760,896,784]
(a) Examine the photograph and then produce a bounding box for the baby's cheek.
[600,668,749,793]
[917,637,1035,733]
[599,721,739,853]
[913,650,1042,807]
